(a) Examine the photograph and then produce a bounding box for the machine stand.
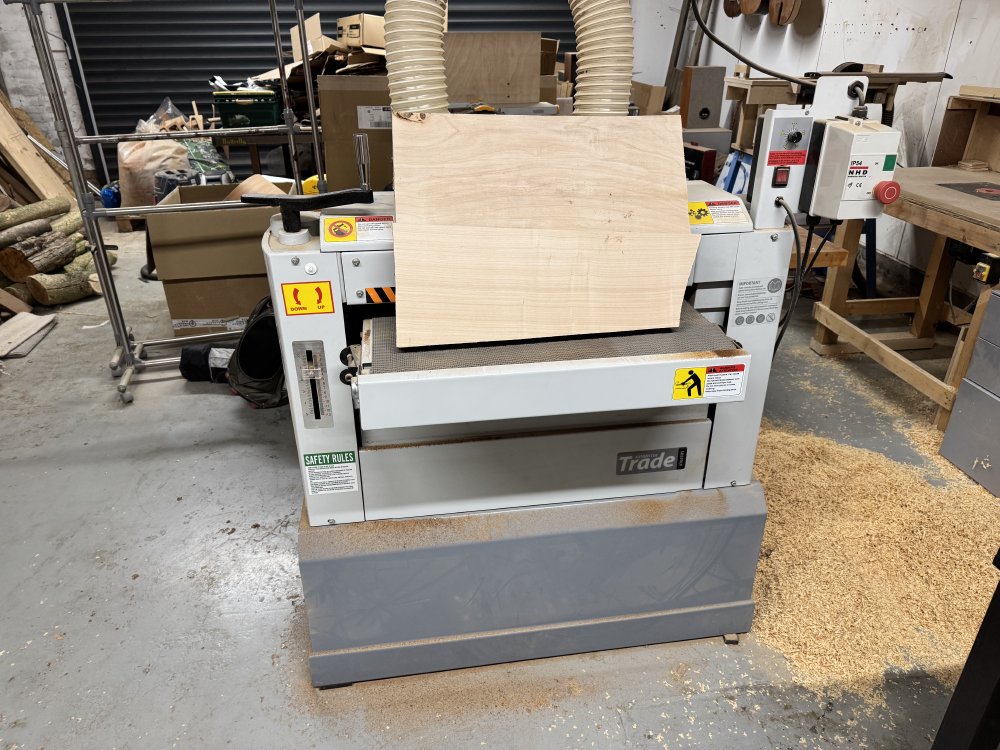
[299,483,766,687]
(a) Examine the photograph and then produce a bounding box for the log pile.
[0,195,112,319]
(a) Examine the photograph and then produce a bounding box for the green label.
[883,154,897,171]
[303,451,356,467]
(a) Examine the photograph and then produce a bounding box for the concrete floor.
[0,226,961,749]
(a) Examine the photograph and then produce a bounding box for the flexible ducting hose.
[384,0,634,116]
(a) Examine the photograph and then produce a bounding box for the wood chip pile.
[753,421,1000,698]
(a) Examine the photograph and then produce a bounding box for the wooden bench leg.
[934,285,997,430]
[911,234,954,340]
[811,219,863,352]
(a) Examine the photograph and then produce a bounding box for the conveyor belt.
[369,304,740,374]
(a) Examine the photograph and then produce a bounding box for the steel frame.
[5,0,323,403]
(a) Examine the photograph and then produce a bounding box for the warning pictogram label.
[688,199,748,225]
[281,281,334,316]
[673,364,746,400]
[323,215,394,243]
[324,217,357,243]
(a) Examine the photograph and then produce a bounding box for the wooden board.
[0,104,71,202]
[0,287,32,314]
[444,32,541,105]
[391,112,697,347]
[0,311,55,357]
[393,225,700,347]
[959,85,1000,100]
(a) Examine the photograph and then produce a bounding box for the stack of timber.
[0,92,116,323]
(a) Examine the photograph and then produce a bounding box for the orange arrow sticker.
[281,281,334,316]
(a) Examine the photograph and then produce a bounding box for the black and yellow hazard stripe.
[365,287,397,304]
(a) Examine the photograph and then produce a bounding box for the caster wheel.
[120,390,134,404]
[111,367,124,378]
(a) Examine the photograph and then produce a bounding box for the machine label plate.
[616,447,687,475]
[732,276,783,326]
[281,281,335,316]
[673,364,746,400]
[323,215,395,243]
[303,451,358,494]
[687,199,747,225]
[357,105,392,130]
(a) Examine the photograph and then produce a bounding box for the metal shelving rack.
[6,0,327,403]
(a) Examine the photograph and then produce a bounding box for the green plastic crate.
[213,90,281,128]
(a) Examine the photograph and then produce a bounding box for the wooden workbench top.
[887,166,1000,251]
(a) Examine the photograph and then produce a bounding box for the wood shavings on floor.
[752,421,1000,700]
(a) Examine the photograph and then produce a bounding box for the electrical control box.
[803,118,901,220]
[747,108,815,229]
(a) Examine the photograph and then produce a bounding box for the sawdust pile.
[752,421,1000,697]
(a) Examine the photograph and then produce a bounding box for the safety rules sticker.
[731,276,783,328]
[303,452,358,494]
[673,364,746,400]
[688,199,747,225]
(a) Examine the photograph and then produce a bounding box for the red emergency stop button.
[874,180,901,204]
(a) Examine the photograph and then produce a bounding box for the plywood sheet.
[444,32,541,105]
[391,112,698,347]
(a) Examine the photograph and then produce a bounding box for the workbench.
[211,130,320,176]
[811,165,1000,429]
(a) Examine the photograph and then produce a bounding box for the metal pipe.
[267,0,303,193]
[141,330,242,349]
[293,0,326,192]
[22,2,132,356]
[93,200,267,219]
[139,356,183,369]
[27,134,102,195]
[74,124,294,145]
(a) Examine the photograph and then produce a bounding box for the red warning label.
[766,150,808,167]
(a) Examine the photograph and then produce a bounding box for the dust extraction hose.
[383,0,634,116]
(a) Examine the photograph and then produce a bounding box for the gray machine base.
[299,483,767,687]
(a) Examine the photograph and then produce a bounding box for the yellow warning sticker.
[673,364,746,400]
[687,202,713,225]
[324,216,357,242]
[281,281,335,316]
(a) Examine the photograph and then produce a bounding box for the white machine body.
[264,185,791,527]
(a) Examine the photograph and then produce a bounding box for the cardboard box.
[319,75,394,192]
[147,184,290,335]
[291,13,343,62]
[540,38,559,76]
[337,13,385,50]
[540,74,558,104]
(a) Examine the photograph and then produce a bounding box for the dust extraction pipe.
[384,0,634,116]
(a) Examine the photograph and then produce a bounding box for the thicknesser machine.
[254,80,900,686]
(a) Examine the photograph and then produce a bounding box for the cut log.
[0,231,77,282]
[26,249,117,306]
[0,218,51,247]
[51,210,82,236]
[0,197,72,232]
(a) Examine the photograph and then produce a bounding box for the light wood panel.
[391,112,697,347]
[393,224,700,348]
[0,105,71,202]
[444,32,541,105]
